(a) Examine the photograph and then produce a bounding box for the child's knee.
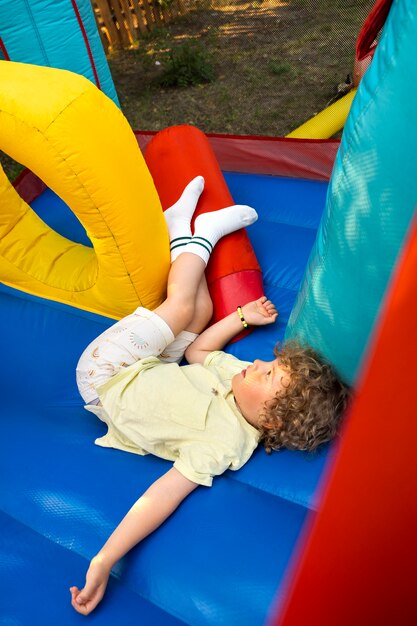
[169,296,196,329]
[193,290,213,332]
[201,289,213,322]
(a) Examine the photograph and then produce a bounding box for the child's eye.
[266,370,271,377]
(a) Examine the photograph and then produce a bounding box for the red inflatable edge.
[137,131,338,182]
[356,0,393,61]
[14,132,338,200]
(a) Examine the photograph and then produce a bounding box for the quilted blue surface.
[0,172,332,625]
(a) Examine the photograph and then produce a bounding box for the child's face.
[232,358,290,428]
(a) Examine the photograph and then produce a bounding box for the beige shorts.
[76,307,197,404]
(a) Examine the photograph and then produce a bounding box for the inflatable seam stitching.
[22,0,51,65]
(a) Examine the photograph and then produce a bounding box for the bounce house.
[1,0,417,624]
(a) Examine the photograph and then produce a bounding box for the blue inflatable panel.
[0,172,330,624]
[0,509,187,625]
[286,0,417,384]
[225,172,327,355]
[0,0,119,106]
[31,187,93,247]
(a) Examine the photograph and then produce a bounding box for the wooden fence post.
[92,0,191,51]
[131,0,149,34]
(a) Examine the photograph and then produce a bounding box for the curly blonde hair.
[259,341,350,453]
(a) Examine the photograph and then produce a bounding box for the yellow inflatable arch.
[0,61,170,318]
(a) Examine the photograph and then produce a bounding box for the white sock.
[164,176,205,261]
[183,204,258,265]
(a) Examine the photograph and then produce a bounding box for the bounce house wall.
[286,0,417,385]
[0,284,112,408]
[274,180,417,626]
[0,0,119,106]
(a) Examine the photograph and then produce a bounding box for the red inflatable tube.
[356,0,393,61]
[144,125,264,324]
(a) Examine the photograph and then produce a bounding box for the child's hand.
[242,296,278,326]
[70,555,111,615]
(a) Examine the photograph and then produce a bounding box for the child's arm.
[70,468,198,615]
[186,296,277,364]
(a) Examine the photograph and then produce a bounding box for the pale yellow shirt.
[85,351,260,487]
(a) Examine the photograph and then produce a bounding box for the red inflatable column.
[144,125,263,324]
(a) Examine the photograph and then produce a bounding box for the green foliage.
[194,0,213,10]
[268,61,294,77]
[156,0,175,8]
[140,25,170,43]
[0,152,24,181]
[158,39,215,88]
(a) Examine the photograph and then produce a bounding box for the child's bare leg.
[155,201,256,335]
[160,173,255,334]
[153,253,206,337]
[158,276,213,363]
[186,275,213,334]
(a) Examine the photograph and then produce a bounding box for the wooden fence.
[92,0,189,52]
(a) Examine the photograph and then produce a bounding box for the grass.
[1,0,374,180]
[108,0,374,136]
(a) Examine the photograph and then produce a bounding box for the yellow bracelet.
[237,306,249,329]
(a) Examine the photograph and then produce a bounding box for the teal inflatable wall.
[0,0,119,106]
[286,0,417,385]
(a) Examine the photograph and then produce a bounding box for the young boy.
[71,177,349,615]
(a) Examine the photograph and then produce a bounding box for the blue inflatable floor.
[0,171,332,625]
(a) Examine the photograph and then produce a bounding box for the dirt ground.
[108,0,374,136]
[1,0,373,179]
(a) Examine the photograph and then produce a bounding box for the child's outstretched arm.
[70,468,197,615]
[186,296,278,364]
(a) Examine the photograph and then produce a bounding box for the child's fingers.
[69,587,79,602]
[71,596,94,615]
[70,586,93,615]
[71,599,88,615]
[250,296,278,323]
[265,312,278,324]
[262,300,277,316]
[257,297,271,310]
[70,589,87,614]
[70,586,85,605]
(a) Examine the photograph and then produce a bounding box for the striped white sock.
[183,204,258,265]
[164,176,205,261]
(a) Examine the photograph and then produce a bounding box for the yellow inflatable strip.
[0,61,170,319]
[286,89,357,139]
